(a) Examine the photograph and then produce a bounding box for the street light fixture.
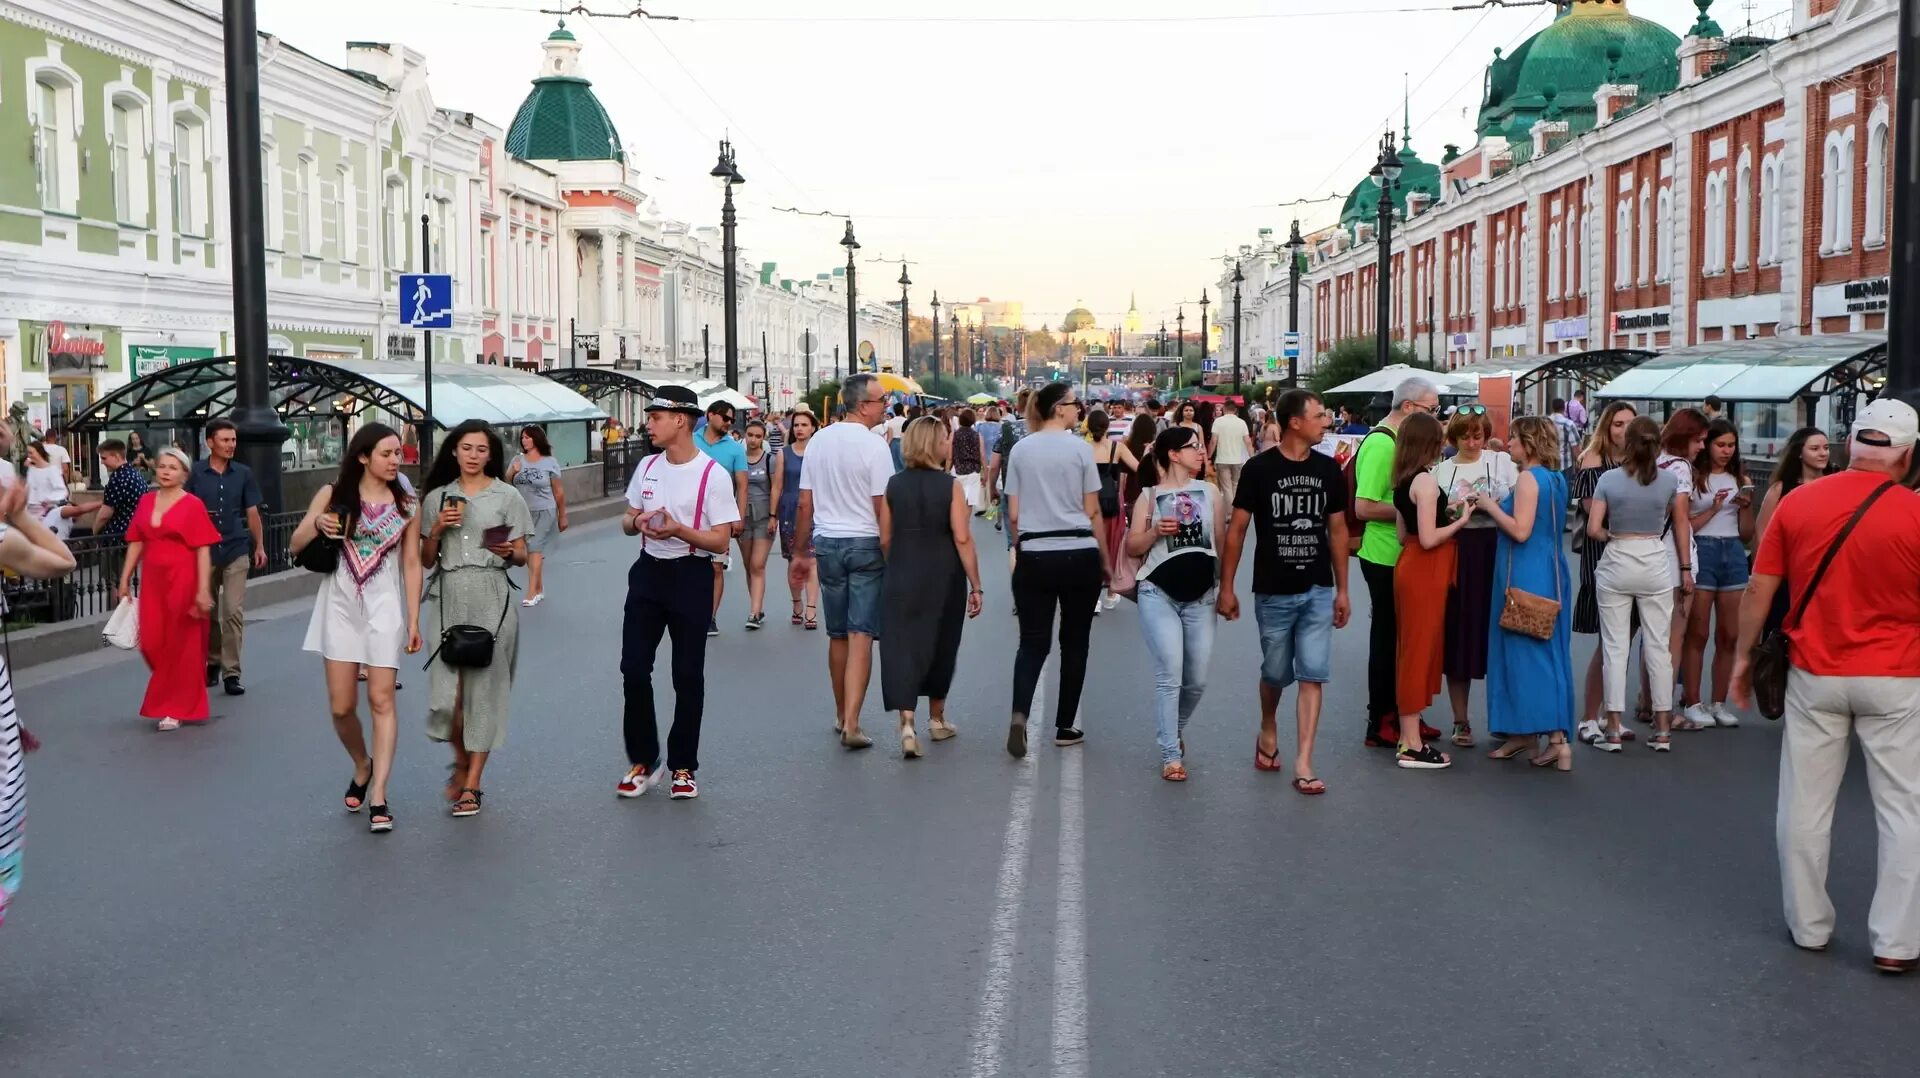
[1198,288,1211,379]
[1285,218,1305,385]
[1231,261,1245,395]
[897,263,911,379]
[1175,306,1186,382]
[1371,132,1403,371]
[930,289,941,386]
[710,138,745,389]
[840,221,860,379]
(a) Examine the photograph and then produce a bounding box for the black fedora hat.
[645,385,703,415]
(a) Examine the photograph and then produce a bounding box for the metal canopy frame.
[1512,348,1658,399]
[68,356,425,431]
[1595,334,1887,403]
[540,367,657,404]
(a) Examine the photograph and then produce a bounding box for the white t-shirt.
[1655,452,1700,584]
[800,421,895,539]
[1211,414,1252,465]
[625,450,742,560]
[1692,471,1743,538]
[43,442,71,480]
[885,415,909,442]
[24,462,67,507]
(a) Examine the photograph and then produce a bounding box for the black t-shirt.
[1234,447,1348,595]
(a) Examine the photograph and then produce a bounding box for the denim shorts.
[1694,535,1750,592]
[815,535,885,640]
[1254,587,1335,688]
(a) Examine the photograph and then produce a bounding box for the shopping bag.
[102,597,139,650]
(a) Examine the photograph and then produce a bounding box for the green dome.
[1061,307,1098,333]
[1476,1,1681,144]
[504,25,624,163]
[1338,141,1442,234]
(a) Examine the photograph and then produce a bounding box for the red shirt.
[1753,469,1920,677]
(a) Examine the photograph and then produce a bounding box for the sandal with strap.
[344,765,372,813]
[805,605,819,631]
[790,599,804,626]
[1161,761,1188,782]
[1451,722,1475,748]
[367,804,394,833]
[451,788,484,817]
[1291,776,1327,795]
[1254,741,1283,772]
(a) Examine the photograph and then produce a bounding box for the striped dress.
[0,654,23,927]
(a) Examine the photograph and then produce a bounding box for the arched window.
[384,176,407,270]
[1733,153,1752,268]
[1615,200,1632,287]
[1494,237,1507,310]
[1656,188,1674,281]
[334,164,355,262]
[1566,211,1580,296]
[33,74,79,214]
[1838,127,1856,251]
[297,153,319,255]
[172,115,208,237]
[1705,172,1728,272]
[1546,222,1561,301]
[1638,184,1652,285]
[108,96,152,226]
[1759,157,1780,264]
[1821,136,1840,253]
[1866,108,1890,247]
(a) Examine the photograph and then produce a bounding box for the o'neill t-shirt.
[1235,446,1349,595]
[625,451,741,560]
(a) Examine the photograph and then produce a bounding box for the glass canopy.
[1595,334,1886,403]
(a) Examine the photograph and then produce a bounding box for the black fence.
[2,509,307,629]
[601,438,654,499]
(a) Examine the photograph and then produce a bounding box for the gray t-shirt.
[1005,429,1100,552]
[1593,466,1680,535]
[512,454,563,512]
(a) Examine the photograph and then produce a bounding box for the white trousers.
[1778,669,1920,958]
[1595,537,1675,715]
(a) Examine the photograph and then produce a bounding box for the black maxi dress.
[881,469,968,712]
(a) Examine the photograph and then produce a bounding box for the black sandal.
[344,766,372,813]
[804,604,819,631]
[368,804,394,833]
[451,788,484,817]
[791,599,804,626]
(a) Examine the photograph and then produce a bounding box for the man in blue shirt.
[186,419,265,695]
[91,438,150,539]
[695,402,749,636]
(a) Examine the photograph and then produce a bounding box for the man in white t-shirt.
[793,373,896,749]
[615,385,742,803]
[41,427,72,487]
[1210,404,1254,503]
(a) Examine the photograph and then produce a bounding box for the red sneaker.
[1419,721,1443,741]
[669,769,699,800]
[616,765,659,799]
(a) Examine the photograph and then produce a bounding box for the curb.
[4,494,632,671]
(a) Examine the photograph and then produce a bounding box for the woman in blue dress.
[1472,415,1576,771]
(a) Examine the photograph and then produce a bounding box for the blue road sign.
[399,274,454,329]
[1202,358,1219,373]
[1283,331,1301,360]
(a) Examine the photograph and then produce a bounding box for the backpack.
[1342,428,1393,555]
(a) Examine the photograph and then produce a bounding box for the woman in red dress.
[116,447,219,730]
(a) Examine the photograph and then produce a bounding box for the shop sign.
[130,344,216,378]
[45,321,108,372]
[386,333,418,362]
[1549,316,1589,341]
[1843,277,1890,314]
[1449,333,1470,349]
[1612,309,1671,334]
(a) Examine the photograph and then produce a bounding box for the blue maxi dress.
[1485,465,1575,737]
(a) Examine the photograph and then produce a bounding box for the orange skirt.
[1395,541,1457,721]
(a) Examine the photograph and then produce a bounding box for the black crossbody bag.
[1748,479,1894,720]
[424,569,517,670]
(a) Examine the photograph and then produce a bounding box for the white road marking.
[1050,745,1088,1078]
[965,660,1043,1078]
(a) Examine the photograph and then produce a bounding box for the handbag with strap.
[1497,499,1564,641]
[1748,478,1895,720]
[426,572,516,670]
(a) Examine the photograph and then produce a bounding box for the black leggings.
[1010,547,1104,728]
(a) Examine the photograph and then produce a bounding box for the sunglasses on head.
[1454,404,1488,416]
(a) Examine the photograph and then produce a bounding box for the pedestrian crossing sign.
[399,274,454,329]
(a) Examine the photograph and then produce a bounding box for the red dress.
[126,492,221,722]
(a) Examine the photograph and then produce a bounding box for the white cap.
[1851,398,1919,448]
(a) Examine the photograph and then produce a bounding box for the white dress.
[301,502,409,670]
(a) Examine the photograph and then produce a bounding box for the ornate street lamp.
[930,289,941,385]
[1199,288,1211,379]
[897,264,911,379]
[1232,261,1245,394]
[1285,219,1306,385]
[1176,306,1187,388]
[1372,132,1403,371]
[710,138,745,389]
[840,221,860,377]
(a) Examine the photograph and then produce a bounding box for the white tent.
[1322,363,1479,396]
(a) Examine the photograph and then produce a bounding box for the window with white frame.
[297,153,320,255]
[1760,156,1780,264]
[1704,172,1727,272]
[1866,110,1889,247]
[480,229,493,309]
[1546,221,1561,300]
[1615,200,1632,287]
[110,97,149,226]
[1734,154,1753,268]
[1656,189,1673,281]
[1566,212,1580,296]
[1823,129,1855,254]
[384,177,406,270]
[262,145,283,249]
[1637,185,1652,285]
[172,116,207,236]
[334,165,354,262]
[1494,238,1507,310]
[34,76,79,214]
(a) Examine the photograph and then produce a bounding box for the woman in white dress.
[22,442,70,539]
[291,423,423,834]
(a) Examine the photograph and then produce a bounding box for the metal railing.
[602,439,653,498]
[2,509,308,629]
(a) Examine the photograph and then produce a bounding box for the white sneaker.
[155,717,181,731]
[1711,702,1741,728]
[1682,703,1717,729]
[615,765,661,798]
[1103,593,1119,611]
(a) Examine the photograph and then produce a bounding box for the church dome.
[1061,306,1098,333]
[1338,139,1442,235]
[1476,0,1681,144]
[505,21,625,163]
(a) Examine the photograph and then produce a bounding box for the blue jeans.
[1137,580,1216,764]
[815,535,885,640]
[1254,587,1335,689]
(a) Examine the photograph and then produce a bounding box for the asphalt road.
[0,511,1914,1077]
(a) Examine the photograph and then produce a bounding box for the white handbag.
[102,597,139,650]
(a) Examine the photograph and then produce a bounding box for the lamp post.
[950,310,960,384]
[897,263,911,378]
[1371,132,1404,371]
[1198,288,1210,378]
[1176,306,1187,388]
[220,0,289,509]
[1285,219,1305,385]
[1159,320,1167,358]
[840,221,860,378]
[1886,0,1920,411]
[930,290,941,386]
[710,138,745,389]
[1232,261,1244,395]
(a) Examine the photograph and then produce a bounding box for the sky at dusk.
[251,0,1789,329]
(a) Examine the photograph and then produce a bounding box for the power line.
[425,0,1519,21]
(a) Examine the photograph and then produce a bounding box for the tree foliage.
[1305,336,1433,406]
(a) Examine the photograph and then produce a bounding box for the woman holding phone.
[1679,418,1753,728]
[293,423,423,833]
[421,420,533,819]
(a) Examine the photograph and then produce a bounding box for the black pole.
[221,0,287,509]
[950,313,960,384]
[931,291,942,386]
[1199,289,1211,373]
[1288,233,1302,386]
[841,221,860,377]
[834,344,841,383]
[702,323,711,380]
[1375,134,1397,371]
[1232,262,1244,396]
[898,264,912,379]
[761,330,769,406]
[1889,0,1920,408]
[803,327,813,394]
[420,212,434,464]
[569,316,577,370]
[722,183,739,390]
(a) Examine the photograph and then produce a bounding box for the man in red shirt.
[1733,398,1920,975]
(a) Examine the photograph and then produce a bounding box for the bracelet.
[1679,565,1692,571]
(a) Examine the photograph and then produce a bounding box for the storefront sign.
[1549,316,1589,341]
[386,333,418,362]
[1811,276,1892,319]
[44,321,108,373]
[130,344,216,378]
[1449,333,1470,349]
[1612,308,1671,334]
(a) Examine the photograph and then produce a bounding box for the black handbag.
[427,573,516,670]
[1749,479,1893,720]
[293,505,352,574]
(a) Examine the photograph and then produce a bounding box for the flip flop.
[1254,742,1283,772]
[1291,776,1327,796]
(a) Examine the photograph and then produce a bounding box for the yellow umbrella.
[873,372,923,395]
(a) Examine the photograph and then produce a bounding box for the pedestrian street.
[0,513,1912,1077]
